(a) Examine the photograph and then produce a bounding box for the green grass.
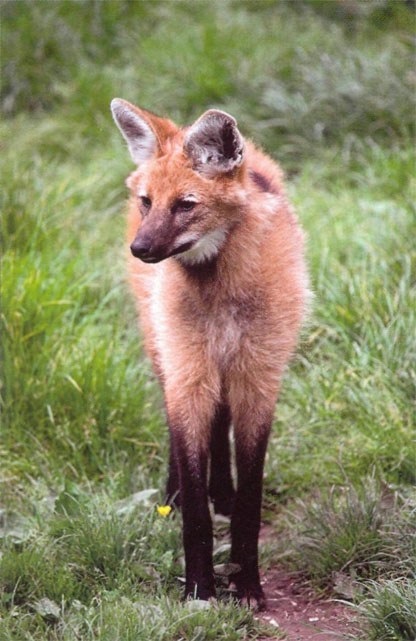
[276,479,415,588]
[1,1,415,639]
[358,579,416,641]
[0,489,275,640]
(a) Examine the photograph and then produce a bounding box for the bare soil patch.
[255,526,362,640]
[256,567,361,640]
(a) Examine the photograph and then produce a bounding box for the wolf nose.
[130,238,152,259]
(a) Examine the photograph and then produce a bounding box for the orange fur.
[112,100,310,606]
[126,138,309,449]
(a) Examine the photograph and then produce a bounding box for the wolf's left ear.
[184,110,244,177]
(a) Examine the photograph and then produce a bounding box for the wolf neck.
[172,215,260,295]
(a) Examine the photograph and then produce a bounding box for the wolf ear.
[184,110,244,177]
[111,99,158,164]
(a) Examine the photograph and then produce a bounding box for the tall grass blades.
[279,480,416,590]
[359,579,416,641]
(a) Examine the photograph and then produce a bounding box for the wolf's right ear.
[111,98,158,164]
[184,110,244,177]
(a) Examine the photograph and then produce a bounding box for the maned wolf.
[111,99,309,610]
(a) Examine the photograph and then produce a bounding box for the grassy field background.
[1,1,415,639]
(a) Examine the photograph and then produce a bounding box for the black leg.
[166,431,180,508]
[209,403,235,516]
[230,422,271,611]
[172,428,215,600]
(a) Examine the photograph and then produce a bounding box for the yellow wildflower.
[157,504,172,517]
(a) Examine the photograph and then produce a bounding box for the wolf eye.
[176,199,196,212]
[140,195,152,209]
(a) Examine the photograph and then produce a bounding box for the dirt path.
[254,525,362,640]
[256,567,361,640]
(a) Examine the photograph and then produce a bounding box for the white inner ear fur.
[111,98,157,164]
[176,228,227,265]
